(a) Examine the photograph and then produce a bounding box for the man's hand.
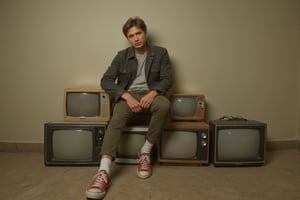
[122,91,158,112]
[122,92,142,113]
[140,90,158,109]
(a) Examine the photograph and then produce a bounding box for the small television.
[158,122,209,165]
[115,126,149,164]
[209,118,267,167]
[44,122,107,166]
[64,88,110,122]
[170,94,205,121]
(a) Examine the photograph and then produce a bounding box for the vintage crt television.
[158,122,209,165]
[209,118,267,167]
[44,122,106,166]
[170,94,205,121]
[115,126,150,164]
[64,88,110,122]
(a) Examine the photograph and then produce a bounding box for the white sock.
[141,140,153,154]
[98,157,112,174]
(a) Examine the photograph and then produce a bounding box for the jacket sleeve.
[100,52,127,101]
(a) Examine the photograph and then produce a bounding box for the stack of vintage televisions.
[157,94,210,166]
[44,89,210,166]
[44,88,111,166]
[44,89,267,167]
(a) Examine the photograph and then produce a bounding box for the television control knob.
[98,129,105,137]
[201,140,207,146]
[201,132,207,139]
[198,100,205,108]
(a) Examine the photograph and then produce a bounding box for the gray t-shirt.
[128,52,149,91]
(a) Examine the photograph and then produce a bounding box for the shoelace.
[91,172,108,190]
[139,154,151,171]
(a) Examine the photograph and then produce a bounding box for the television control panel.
[95,126,105,146]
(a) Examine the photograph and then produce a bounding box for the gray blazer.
[101,45,173,101]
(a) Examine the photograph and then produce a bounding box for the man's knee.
[152,96,170,113]
[110,101,133,126]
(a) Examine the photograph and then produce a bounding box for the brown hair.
[122,16,147,37]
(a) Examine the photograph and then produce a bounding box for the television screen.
[64,88,110,122]
[44,122,106,166]
[115,126,148,164]
[170,94,205,121]
[160,130,197,159]
[209,119,267,167]
[66,92,100,117]
[218,129,260,160]
[158,122,209,165]
[52,130,93,160]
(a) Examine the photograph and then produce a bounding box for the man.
[86,16,173,199]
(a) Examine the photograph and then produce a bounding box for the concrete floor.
[0,150,299,200]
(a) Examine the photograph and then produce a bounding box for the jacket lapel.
[145,47,154,79]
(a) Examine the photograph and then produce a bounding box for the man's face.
[126,26,147,51]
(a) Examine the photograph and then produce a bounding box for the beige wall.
[0,0,299,143]
[296,51,300,141]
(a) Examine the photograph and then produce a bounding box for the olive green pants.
[100,92,170,159]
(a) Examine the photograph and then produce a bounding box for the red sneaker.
[137,152,152,179]
[86,170,109,199]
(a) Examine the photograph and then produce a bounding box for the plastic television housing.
[44,122,107,166]
[209,118,267,167]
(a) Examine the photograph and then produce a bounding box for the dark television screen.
[217,128,260,160]
[172,97,197,117]
[52,129,93,160]
[115,126,148,164]
[66,92,100,117]
[160,130,198,159]
[170,94,205,121]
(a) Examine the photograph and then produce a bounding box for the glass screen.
[67,92,100,117]
[172,97,197,117]
[161,131,197,158]
[52,130,93,160]
[217,129,260,160]
[117,132,145,157]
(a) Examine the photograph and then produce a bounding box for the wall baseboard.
[0,142,43,152]
[0,140,299,153]
[266,140,300,151]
